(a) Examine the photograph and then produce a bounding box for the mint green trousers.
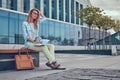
[28,43,55,63]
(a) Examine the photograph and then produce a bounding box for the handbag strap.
[18,47,30,58]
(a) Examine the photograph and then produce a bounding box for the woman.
[22,8,60,69]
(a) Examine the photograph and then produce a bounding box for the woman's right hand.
[40,12,45,17]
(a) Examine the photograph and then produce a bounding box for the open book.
[34,39,50,46]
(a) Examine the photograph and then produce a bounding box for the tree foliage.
[76,6,103,27]
[76,6,116,32]
[113,20,120,32]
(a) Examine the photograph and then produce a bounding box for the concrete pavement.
[0,53,120,80]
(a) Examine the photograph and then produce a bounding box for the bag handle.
[18,47,30,58]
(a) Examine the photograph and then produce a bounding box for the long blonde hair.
[26,8,40,29]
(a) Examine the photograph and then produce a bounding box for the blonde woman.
[22,8,60,69]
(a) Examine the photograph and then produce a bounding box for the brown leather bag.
[15,49,35,70]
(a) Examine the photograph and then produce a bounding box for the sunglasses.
[32,12,39,16]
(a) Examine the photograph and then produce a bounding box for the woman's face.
[31,10,39,20]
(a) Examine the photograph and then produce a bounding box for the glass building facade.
[0,0,91,25]
[1,0,108,46]
[0,8,109,46]
[0,8,82,45]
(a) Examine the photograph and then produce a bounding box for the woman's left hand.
[35,40,42,44]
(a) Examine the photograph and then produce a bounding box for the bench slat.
[0,49,38,53]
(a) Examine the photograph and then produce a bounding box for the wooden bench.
[0,48,40,71]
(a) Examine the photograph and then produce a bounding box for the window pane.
[24,0,30,13]
[76,2,79,24]
[35,0,40,10]
[48,20,55,44]
[11,0,17,10]
[71,0,74,23]
[18,14,27,44]
[0,36,9,44]
[59,0,64,21]
[9,12,18,36]
[52,0,57,19]
[0,10,8,36]
[9,36,14,44]
[60,23,66,45]
[65,0,69,22]
[19,14,27,34]
[65,24,70,45]
[54,22,60,45]
[44,0,49,17]
[39,21,43,36]
[69,25,75,45]
[15,34,24,44]
[0,0,2,7]
[41,20,49,38]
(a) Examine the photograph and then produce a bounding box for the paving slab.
[28,68,120,80]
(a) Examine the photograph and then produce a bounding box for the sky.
[89,0,120,20]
